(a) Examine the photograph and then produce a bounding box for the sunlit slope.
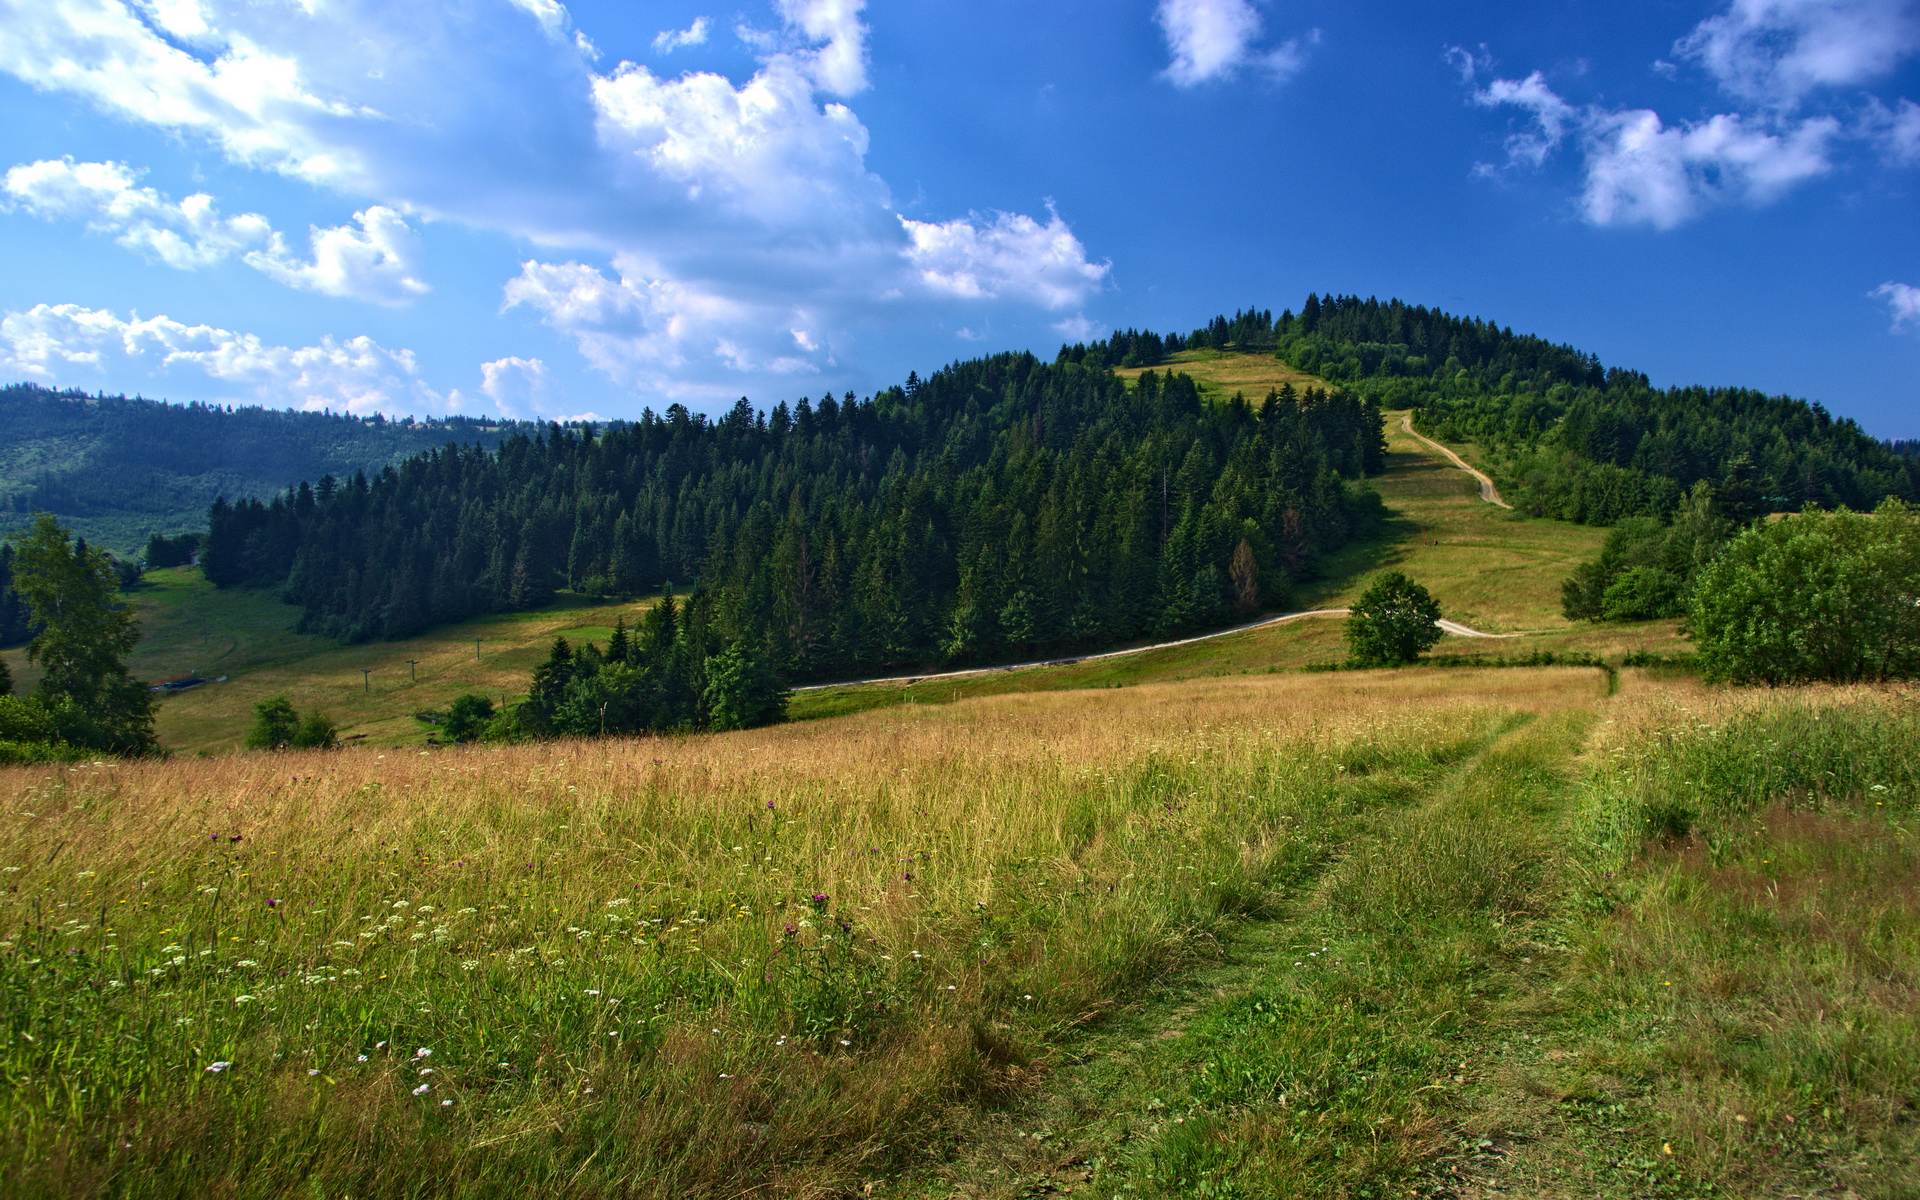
[1,352,1683,749]
[2,570,655,754]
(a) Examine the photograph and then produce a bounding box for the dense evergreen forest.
[205,353,1387,680]
[0,384,520,553]
[0,545,33,648]
[1066,298,1918,524]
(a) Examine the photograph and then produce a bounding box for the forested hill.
[0,384,518,554]
[1068,297,1918,524]
[206,353,1387,678]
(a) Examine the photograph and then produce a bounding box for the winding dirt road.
[796,414,1528,694]
[1400,412,1512,509]
[794,610,1519,693]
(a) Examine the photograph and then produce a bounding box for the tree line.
[204,352,1388,685]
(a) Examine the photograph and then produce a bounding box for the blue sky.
[0,0,1915,434]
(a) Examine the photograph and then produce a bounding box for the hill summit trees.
[204,352,1389,682]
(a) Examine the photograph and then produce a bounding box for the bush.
[442,694,495,744]
[1345,573,1443,667]
[291,711,337,750]
[1689,500,1920,684]
[247,696,338,751]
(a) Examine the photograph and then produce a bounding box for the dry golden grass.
[0,668,1603,1199]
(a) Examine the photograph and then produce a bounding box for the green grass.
[0,671,1570,1198]
[3,571,657,754]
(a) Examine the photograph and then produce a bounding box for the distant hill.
[1066,298,1919,523]
[0,384,520,554]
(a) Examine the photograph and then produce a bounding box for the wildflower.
[811,893,829,905]
[413,1084,431,1096]
[415,1047,432,1058]
[206,1062,231,1073]
[441,1099,452,1106]
[357,1055,369,1063]
[419,1068,433,1076]
[375,1041,388,1050]
[308,1069,320,1077]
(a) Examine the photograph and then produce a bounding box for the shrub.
[442,694,495,743]
[1689,499,1920,684]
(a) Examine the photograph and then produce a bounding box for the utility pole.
[473,638,483,661]
[360,669,371,693]
[407,658,419,681]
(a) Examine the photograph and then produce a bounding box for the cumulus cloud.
[477,355,604,420]
[2,158,428,304]
[1156,0,1315,87]
[1875,281,1920,331]
[3,157,271,268]
[1471,70,1840,228]
[653,18,711,55]
[246,207,430,306]
[0,1,1104,406]
[902,210,1110,309]
[1675,0,1920,105]
[773,0,870,96]
[0,303,445,413]
[1580,109,1837,228]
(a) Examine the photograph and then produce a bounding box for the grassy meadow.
[1,668,1593,1197]
[5,349,1909,1197]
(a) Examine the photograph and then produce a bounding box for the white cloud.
[0,1,1105,406]
[2,158,428,304]
[506,0,571,40]
[1156,0,1314,87]
[3,157,271,268]
[1866,96,1920,164]
[653,18,711,55]
[0,303,445,414]
[902,210,1110,309]
[1875,281,1920,331]
[1581,110,1837,228]
[246,207,430,306]
[773,0,868,96]
[1470,71,1577,168]
[1469,69,1839,228]
[1675,0,1920,106]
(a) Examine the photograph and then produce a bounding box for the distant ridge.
[0,384,526,553]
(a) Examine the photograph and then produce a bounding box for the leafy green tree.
[0,654,10,697]
[8,514,155,754]
[704,641,789,732]
[1345,572,1444,667]
[292,710,338,750]
[442,694,496,743]
[246,696,300,750]
[1689,500,1920,684]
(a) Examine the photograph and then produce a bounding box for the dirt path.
[1401,412,1512,509]
[793,610,1518,693]
[895,701,1600,1198]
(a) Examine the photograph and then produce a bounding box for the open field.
[3,574,657,754]
[7,355,1675,747]
[4,665,1916,1197]
[1113,349,1330,402]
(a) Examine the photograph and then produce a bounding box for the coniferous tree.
[9,515,156,754]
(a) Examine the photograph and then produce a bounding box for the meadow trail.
[1400,412,1511,509]
[896,686,1604,1199]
